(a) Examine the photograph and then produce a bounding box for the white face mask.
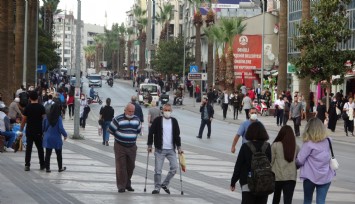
[125,114,134,119]
[250,113,257,120]
[163,111,172,118]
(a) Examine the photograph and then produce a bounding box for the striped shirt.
[109,114,141,147]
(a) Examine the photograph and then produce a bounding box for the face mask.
[125,114,134,119]
[250,113,257,120]
[163,111,172,118]
[81,97,84,100]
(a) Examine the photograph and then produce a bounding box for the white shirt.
[223,93,229,104]
[275,99,285,109]
[162,118,173,150]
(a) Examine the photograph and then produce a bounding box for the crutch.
[144,151,150,192]
[178,153,184,195]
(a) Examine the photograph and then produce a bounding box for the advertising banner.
[233,35,262,87]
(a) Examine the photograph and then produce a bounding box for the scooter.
[87,92,103,105]
[175,96,183,106]
[107,78,113,87]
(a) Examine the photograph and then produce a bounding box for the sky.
[56,0,134,27]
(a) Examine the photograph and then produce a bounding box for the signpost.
[37,64,47,73]
[287,63,296,74]
[188,73,207,80]
[189,65,198,73]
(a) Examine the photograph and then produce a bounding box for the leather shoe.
[161,185,170,194]
[24,166,30,171]
[196,136,202,139]
[126,187,134,192]
[152,189,160,194]
[118,189,125,193]
[207,136,210,139]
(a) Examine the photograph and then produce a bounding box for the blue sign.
[37,65,47,73]
[190,65,198,73]
[130,66,135,71]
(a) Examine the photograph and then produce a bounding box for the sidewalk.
[178,94,355,144]
[116,78,355,144]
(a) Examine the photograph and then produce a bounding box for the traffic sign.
[37,64,47,73]
[190,65,198,73]
[188,73,207,80]
[130,66,134,71]
[287,63,296,74]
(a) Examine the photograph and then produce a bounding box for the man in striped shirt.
[109,103,141,193]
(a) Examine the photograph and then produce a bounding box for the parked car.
[88,74,102,87]
[137,83,161,105]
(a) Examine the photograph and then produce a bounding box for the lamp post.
[23,0,29,87]
[73,0,82,139]
[260,0,266,92]
[182,0,187,87]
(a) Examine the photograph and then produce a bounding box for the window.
[179,5,183,20]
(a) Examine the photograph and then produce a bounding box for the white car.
[137,83,161,105]
[88,74,102,87]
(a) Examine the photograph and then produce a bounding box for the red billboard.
[232,35,262,88]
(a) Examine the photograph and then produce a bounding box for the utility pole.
[261,0,266,92]
[73,0,82,139]
[182,0,187,86]
[23,0,29,88]
[35,0,39,87]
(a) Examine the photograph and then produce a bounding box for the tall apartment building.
[53,12,105,73]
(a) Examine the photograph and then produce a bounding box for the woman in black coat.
[327,97,339,132]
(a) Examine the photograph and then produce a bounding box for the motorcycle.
[87,91,103,105]
[174,96,183,106]
[160,93,169,109]
[107,78,113,87]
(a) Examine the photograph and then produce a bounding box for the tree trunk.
[226,48,234,91]
[195,24,202,69]
[127,41,132,77]
[0,0,11,104]
[207,40,213,89]
[219,54,226,89]
[8,0,15,100]
[27,0,37,86]
[15,0,25,90]
[277,0,287,95]
[300,0,311,118]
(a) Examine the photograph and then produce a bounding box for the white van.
[137,83,161,105]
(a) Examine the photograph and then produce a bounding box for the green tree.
[220,17,246,91]
[152,36,194,76]
[205,0,215,87]
[156,2,174,41]
[38,28,60,71]
[293,0,355,109]
[189,0,203,70]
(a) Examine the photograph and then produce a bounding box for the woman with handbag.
[271,125,300,204]
[296,118,336,204]
[42,103,67,173]
[99,98,114,146]
[342,97,355,136]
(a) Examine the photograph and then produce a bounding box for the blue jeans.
[102,121,111,143]
[303,179,331,204]
[0,131,16,148]
[154,149,178,190]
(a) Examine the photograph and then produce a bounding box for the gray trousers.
[154,149,178,190]
[114,142,137,190]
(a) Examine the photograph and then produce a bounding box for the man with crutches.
[147,103,183,194]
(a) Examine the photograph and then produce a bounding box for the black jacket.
[131,102,144,122]
[231,141,271,187]
[200,104,214,119]
[147,116,181,150]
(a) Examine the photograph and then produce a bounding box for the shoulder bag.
[326,138,339,170]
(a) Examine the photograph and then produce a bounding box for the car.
[137,83,161,105]
[88,74,102,87]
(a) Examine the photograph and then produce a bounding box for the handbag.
[342,112,349,120]
[336,107,341,115]
[326,138,339,170]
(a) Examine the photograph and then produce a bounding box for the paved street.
[1,79,355,204]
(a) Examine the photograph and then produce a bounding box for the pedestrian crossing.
[1,119,354,204]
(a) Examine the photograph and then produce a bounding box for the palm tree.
[300,0,311,117]
[209,25,224,88]
[27,0,39,85]
[277,0,288,96]
[105,24,120,73]
[84,45,96,70]
[126,27,134,77]
[118,23,126,74]
[220,17,246,91]
[190,0,203,70]
[133,5,147,72]
[156,3,174,41]
[41,0,61,33]
[205,0,215,88]
[7,0,16,101]
[94,34,106,71]
[15,0,25,90]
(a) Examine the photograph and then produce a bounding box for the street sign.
[37,64,47,73]
[188,73,207,80]
[190,65,198,73]
[130,66,134,71]
[287,63,296,74]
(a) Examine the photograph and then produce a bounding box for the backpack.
[44,101,54,118]
[246,142,275,196]
[19,92,28,107]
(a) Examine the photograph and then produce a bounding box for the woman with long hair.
[230,122,271,204]
[271,125,300,204]
[43,103,67,172]
[297,118,336,204]
[67,90,74,119]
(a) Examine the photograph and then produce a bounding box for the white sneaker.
[6,147,15,152]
